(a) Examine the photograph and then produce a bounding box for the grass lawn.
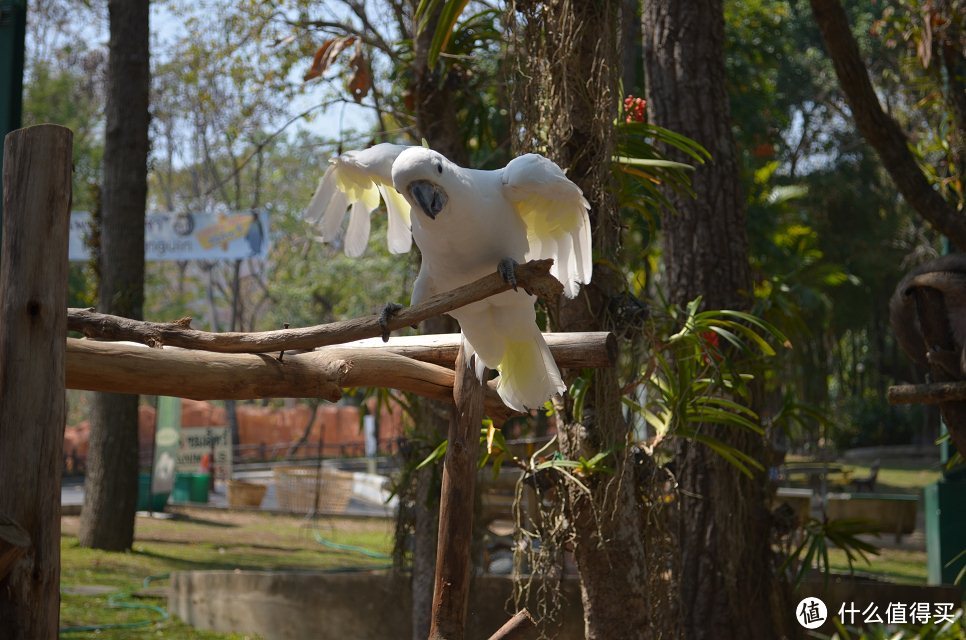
[784,456,943,494]
[836,462,943,494]
[60,508,393,639]
[827,547,929,584]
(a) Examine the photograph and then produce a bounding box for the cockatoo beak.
[408,180,447,220]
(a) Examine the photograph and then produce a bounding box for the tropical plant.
[630,298,787,476]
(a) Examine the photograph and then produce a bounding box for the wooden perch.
[430,346,486,640]
[65,331,615,417]
[346,332,617,369]
[67,259,562,353]
[65,338,512,417]
[888,381,966,405]
[487,610,536,640]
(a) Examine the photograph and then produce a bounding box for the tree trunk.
[79,0,150,551]
[0,124,73,640]
[642,2,795,638]
[510,2,651,638]
[808,0,966,251]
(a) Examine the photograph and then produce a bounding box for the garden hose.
[59,586,170,634]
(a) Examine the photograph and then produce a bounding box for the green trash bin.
[190,473,210,503]
[171,473,190,502]
[172,472,210,503]
[136,473,169,511]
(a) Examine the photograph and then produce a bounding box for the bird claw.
[379,302,403,342]
[498,257,532,294]
[498,257,518,290]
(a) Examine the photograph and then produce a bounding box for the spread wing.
[303,143,413,257]
[501,154,592,298]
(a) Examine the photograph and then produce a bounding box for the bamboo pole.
[0,124,73,639]
[429,346,486,640]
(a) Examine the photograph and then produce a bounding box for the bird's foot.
[498,257,533,295]
[379,302,404,342]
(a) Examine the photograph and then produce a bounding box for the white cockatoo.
[303,143,592,411]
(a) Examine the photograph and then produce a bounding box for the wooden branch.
[67,259,562,353]
[65,338,513,419]
[809,0,966,250]
[487,610,536,640]
[339,332,618,369]
[430,346,486,640]
[889,381,966,405]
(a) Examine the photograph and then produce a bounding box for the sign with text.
[69,210,270,262]
[177,426,232,482]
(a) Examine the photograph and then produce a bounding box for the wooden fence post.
[0,124,73,639]
[429,346,486,640]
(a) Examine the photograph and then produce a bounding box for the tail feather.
[495,329,565,412]
[460,317,564,411]
[460,335,489,382]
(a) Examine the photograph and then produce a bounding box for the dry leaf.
[347,40,371,103]
[303,35,357,82]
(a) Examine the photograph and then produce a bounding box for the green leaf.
[677,430,764,477]
[415,439,448,470]
[415,0,471,68]
[569,372,591,423]
[613,156,696,171]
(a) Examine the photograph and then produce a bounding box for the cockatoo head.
[391,147,451,220]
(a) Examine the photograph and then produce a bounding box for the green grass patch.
[826,546,929,584]
[784,457,943,494]
[846,463,943,493]
[60,509,393,639]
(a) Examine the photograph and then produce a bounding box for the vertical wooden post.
[429,346,486,640]
[0,124,73,639]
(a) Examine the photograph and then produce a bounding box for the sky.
[25,0,376,151]
[150,1,376,142]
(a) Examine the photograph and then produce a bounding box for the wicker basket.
[273,466,354,514]
[227,480,267,508]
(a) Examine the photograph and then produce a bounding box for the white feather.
[344,200,373,257]
[305,144,413,255]
[320,191,349,241]
[379,184,413,254]
[502,154,593,296]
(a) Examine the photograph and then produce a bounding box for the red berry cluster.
[624,95,646,123]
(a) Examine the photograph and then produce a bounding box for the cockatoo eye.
[436,162,443,174]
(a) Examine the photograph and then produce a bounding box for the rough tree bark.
[809,0,966,251]
[0,124,72,640]
[79,0,150,551]
[643,2,795,638]
[510,2,650,638]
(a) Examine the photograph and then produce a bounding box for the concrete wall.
[170,569,963,638]
[826,494,919,538]
[169,570,585,640]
